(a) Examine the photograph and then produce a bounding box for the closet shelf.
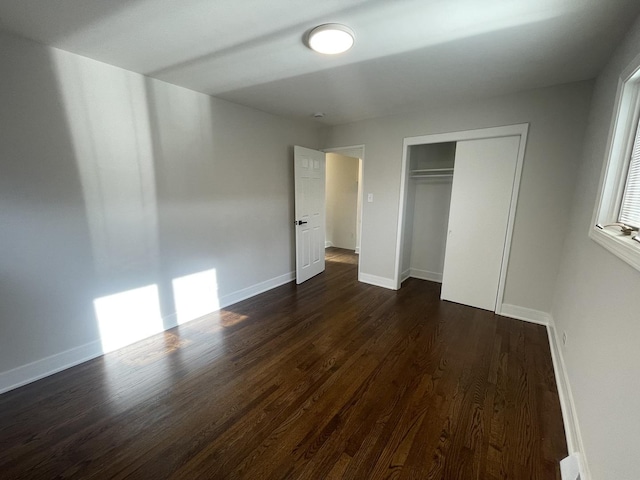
[410,167,454,178]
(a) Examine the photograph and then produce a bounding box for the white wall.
[325,153,359,250]
[0,31,321,388]
[326,81,593,313]
[551,15,640,480]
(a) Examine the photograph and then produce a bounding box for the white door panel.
[441,136,520,311]
[294,146,326,284]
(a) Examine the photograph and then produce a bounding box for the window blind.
[619,120,640,227]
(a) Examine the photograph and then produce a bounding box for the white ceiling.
[1,0,639,125]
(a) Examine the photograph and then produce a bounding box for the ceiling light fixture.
[308,24,355,55]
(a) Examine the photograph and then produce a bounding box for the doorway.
[323,145,365,278]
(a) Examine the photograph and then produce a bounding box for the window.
[619,121,640,228]
[591,56,640,271]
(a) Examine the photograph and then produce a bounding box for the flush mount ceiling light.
[308,24,355,55]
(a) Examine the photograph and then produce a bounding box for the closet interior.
[401,142,456,284]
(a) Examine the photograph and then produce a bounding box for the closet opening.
[400,142,456,285]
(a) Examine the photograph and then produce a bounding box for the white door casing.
[294,146,326,284]
[440,136,521,311]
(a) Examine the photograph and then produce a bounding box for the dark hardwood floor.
[0,248,567,479]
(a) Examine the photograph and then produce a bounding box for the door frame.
[393,124,529,315]
[322,144,365,282]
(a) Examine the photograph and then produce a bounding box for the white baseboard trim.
[358,272,397,290]
[218,271,294,309]
[163,312,179,330]
[0,340,103,395]
[0,271,296,396]
[409,268,442,283]
[547,321,590,480]
[499,303,551,326]
[355,247,360,254]
[401,269,411,283]
[325,241,334,248]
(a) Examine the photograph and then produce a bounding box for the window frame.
[590,52,640,272]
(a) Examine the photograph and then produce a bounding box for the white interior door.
[441,136,521,311]
[294,146,326,284]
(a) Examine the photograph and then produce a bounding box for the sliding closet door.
[441,136,520,311]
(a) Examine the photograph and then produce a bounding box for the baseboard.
[0,340,103,395]
[0,271,295,396]
[358,272,397,290]
[401,269,411,283]
[409,268,442,283]
[218,271,295,309]
[499,303,551,326]
[163,312,179,330]
[325,241,334,248]
[355,247,360,254]
[547,321,590,480]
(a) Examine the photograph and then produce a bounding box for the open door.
[294,146,326,284]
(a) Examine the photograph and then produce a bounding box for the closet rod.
[411,168,453,173]
[411,173,454,178]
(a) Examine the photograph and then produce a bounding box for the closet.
[399,131,524,312]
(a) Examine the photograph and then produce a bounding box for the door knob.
[296,220,308,225]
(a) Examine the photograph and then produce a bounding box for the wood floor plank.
[0,248,567,479]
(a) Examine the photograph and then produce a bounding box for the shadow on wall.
[51,45,251,354]
[0,32,269,377]
[0,33,98,371]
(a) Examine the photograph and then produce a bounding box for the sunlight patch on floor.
[112,332,191,367]
[220,310,249,328]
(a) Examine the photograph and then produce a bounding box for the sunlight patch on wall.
[172,269,219,325]
[94,285,164,353]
